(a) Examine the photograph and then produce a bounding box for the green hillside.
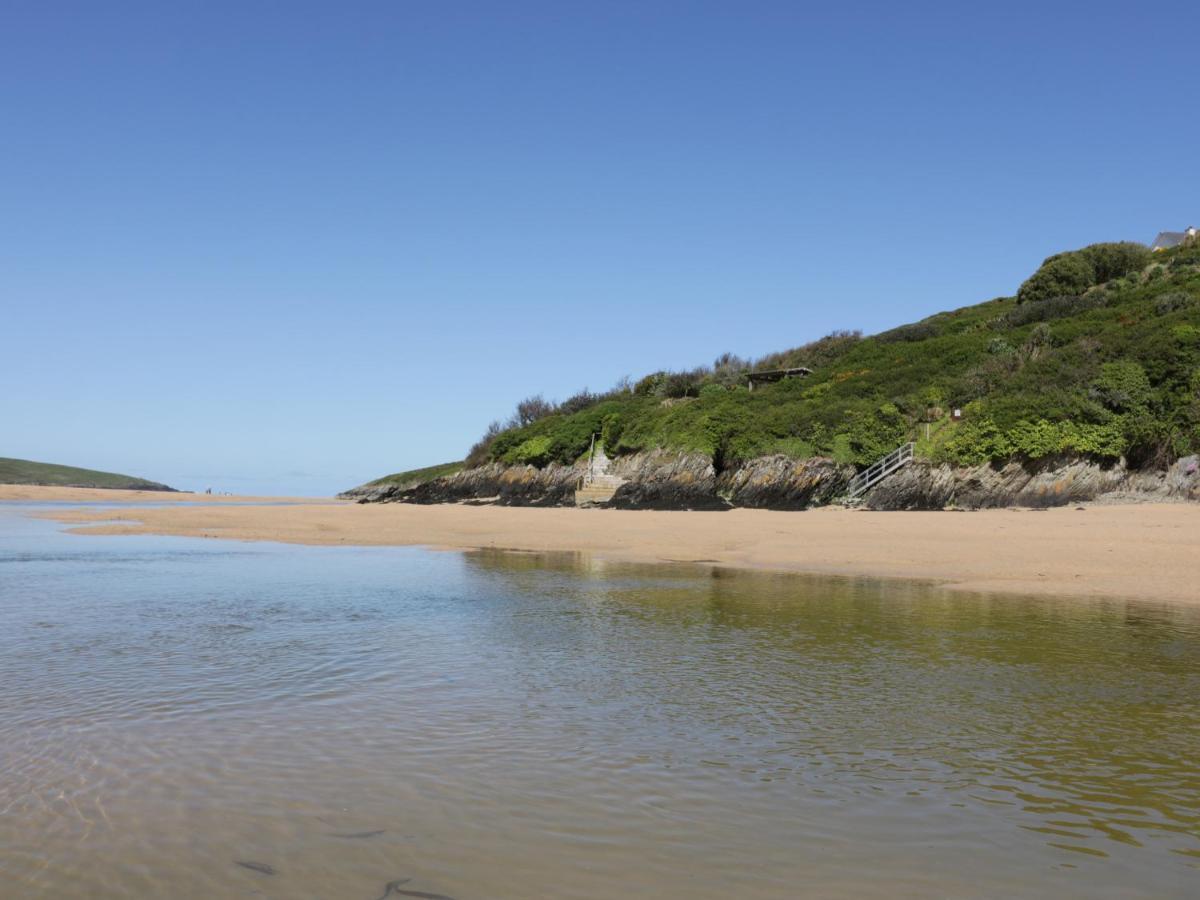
[351,461,464,492]
[0,457,176,491]
[464,237,1200,473]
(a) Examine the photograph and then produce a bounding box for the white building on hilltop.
[1151,225,1198,251]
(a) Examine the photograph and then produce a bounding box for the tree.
[510,394,556,428]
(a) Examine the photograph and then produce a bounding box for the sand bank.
[34,499,1200,605]
[0,484,327,504]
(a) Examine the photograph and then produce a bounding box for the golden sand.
[21,488,1199,605]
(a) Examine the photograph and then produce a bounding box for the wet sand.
[30,493,1200,605]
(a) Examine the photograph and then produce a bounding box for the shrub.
[1007,420,1125,459]
[634,372,665,395]
[601,413,623,450]
[754,330,862,371]
[559,389,600,416]
[1154,292,1196,315]
[1002,292,1105,327]
[940,417,1012,465]
[1173,324,1200,345]
[1016,243,1151,305]
[507,435,554,466]
[510,395,556,427]
[465,420,505,468]
[1090,361,1151,413]
[1078,242,1151,283]
[1017,252,1095,304]
[877,321,939,343]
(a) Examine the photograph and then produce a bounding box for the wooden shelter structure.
[746,366,813,390]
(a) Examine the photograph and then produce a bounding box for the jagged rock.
[606,449,724,510]
[377,462,584,506]
[340,484,396,503]
[718,455,852,509]
[353,450,1200,511]
[865,455,1200,509]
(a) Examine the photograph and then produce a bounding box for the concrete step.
[587,474,625,488]
[575,483,622,506]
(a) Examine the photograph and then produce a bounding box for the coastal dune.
[31,495,1200,606]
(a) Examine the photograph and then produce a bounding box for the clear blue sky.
[3,1,1197,495]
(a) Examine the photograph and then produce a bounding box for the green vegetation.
[355,461,465,491]
[1016,242,1152,304]
[465,236,1200,473]
[0,457,175,491]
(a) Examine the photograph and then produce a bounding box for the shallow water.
[1,506,1198,898]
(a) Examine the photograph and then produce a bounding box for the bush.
[1090,361,1151,413]
[1079,242,1152,283]
[1154,292,1196,315]
[600,413,623,450]
[940,417,1012,465]
[1007,419,1125,459]
[1017,252,1096,304]
[877,321,939,343]
[1016,243,1151,305]
[1002,292,1105,327]
[650,369,705,399]
[510,395,556,427]
[754,330,862,371]
[559,389,600,416]
[507,435,554,466]
[634,372,665,395]
[465,420,505,468]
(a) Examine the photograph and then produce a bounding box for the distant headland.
[0,457,176,492]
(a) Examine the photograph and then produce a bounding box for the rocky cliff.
[354,450,1199,510]
[357,451,850,510]
[864,455,1200,509]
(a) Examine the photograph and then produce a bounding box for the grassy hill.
[0,457,176,491]
[343,461,464,496]
[459,236,1200,475]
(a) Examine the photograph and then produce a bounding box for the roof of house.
[1151,231,1190,250]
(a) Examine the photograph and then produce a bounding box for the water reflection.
[0,511,1197,899]
[463,551,1200,866]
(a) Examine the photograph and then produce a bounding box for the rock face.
[865,455,1200,510]
[719,455,852,509]
[357,452,1200,511]
[362,462,584,507]
[361,451,851,510]
[606,450,724,510]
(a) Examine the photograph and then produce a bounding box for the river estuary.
[1,504,1197,898]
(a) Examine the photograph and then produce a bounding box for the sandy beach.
[0,485,326,504]
[17,485,1198,606]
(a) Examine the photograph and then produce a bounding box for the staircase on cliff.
[844,442,915,503]
[574,441,627,507]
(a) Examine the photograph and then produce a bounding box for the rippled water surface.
[2,505,1198,898]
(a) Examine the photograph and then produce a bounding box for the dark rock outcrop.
[606,450,724,509]
[364,462,584,507]
[719,455,852,509]
[356,451,1199,511]
[865,455,1200,510]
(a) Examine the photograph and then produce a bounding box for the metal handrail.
[845,442,915,498]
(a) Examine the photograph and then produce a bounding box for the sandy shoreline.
[18,486,1199,606]
[0,484,328,504]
